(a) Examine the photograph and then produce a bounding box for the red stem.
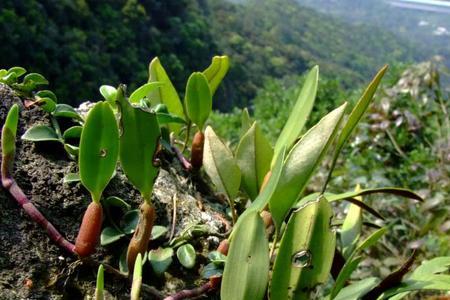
[172,146,192,171]
[163,281,213,300]
[2,173,76,254]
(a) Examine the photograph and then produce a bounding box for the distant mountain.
[203,0,425,109]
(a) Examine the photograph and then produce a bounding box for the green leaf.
[151,225,168,240]
[63,173,80,183]
[382,275,450,299]
[21,125,61,142]
[35,90,57,103]
[120,247,128,274]
[122,209,139,234]
[235,122,273,200]
[148,247,174,275]
[23,73,48,86]
[331,227,388,298]
[156,112,186,125]
[101,227,125,246]
[324,66,388,190]
[240,108,253,137]
[64,144,79,157]
[99,85,117,103]
[270,196,336,300]
[269,103,347,230]
[208,251,227,265]
[102,196,131,212]
[203,126,241,200]
[63,126,83,140]
[148,57,184,134]
[184,72,212,130]
[202,262,223,279]
[2,104,19,158]
[131,253,143,300]
[79,102,119,202]
[53,104,83,121]
[221,211,269,300]
[7,67,26,78]
[202,55,229,95]
[341,185,363,258]
[334,277,380,300]
[35,97,56,113]
[116,86,160,201]
[95,264,104,300]
[326,187,423,203]
[272,66,319,166]
[129,82,164,103]
[176,244,196,269]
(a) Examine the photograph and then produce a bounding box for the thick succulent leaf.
[324,66,388,190]
[221,210,269,300]
[101,227,125,246]
[184,72,212,130]
[79,102,119,202]
[63,126,83,140]
[269,103,347,230]
[341,185,363,258]
[2,104,19,158]
[99,85,117,104]
[270,196,336,300]
[202,55,229,95]
[116,86,160,200]
[129,82,164,104]
[203,126,241,200]
[176,244,196,269]
[22,125,61,142]
[122,209,139,234]
[151,226,168,240]
[148,57,184,134]
[7,66,26,78]
[23,73,48,85]
[35,90,57,103]
[331,227,388,298]
[53,104,83,121]
[333,277,380,300]
[36,97,56,113]
[148,247,174,275]
[235,122,273,200]
[272,66,318,166]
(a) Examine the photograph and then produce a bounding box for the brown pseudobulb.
[75,201,103,257]
[190,131,205,170]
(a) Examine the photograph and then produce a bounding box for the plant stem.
[181,121,192,153]
[172,146,192,171]
[163,281,213,300]
[227,197,237,225]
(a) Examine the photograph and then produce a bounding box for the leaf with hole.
[270,196,336,300]
[79,102,119,202]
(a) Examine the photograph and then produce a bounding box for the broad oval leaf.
[36,97,56,113]
[102,196,131,212]
[23,73,48,85]
[148,247,174,275]
[121,209,139,234]
[22,125,60,142]
[184,72,212,130]
[151,225,168,240]
[101,226,125,246]
[148,57,185,134]
[203,126,241,200]
[176,243,196,269]
[129,82,164,103]
[7,66,26,77]
[272,66,319,166]
[116,86,160,200]
[63,126,83,140]
[270,196,336,300]
[35,90,57,103]
[235,122,273,200]
[99,85,117,103]
[53,104,83,121]
[79,101,119,202]
[269,103,347,230]
[202,55,229,95]
[221,210,269,300]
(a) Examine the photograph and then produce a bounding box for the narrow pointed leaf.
[271,196,336,300]
[95,265,104,300]
[327,187,423,202]
[236,122,273,199]
[324,66,388,190]
[2,104,19,165]
[203,126,241,200]
[269,103,347,230]
[116,86,160,200]
[202,55,229,95]
[185,72,212,130]
[129,82,164,103]
[240,108,253,137]
[272,66,319,166]
[221,211,269,300]
[131,253,143,300]
[21,125,61,142]
[341,185,363,258]
[148,57,184,134]
[79,102,119,202]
